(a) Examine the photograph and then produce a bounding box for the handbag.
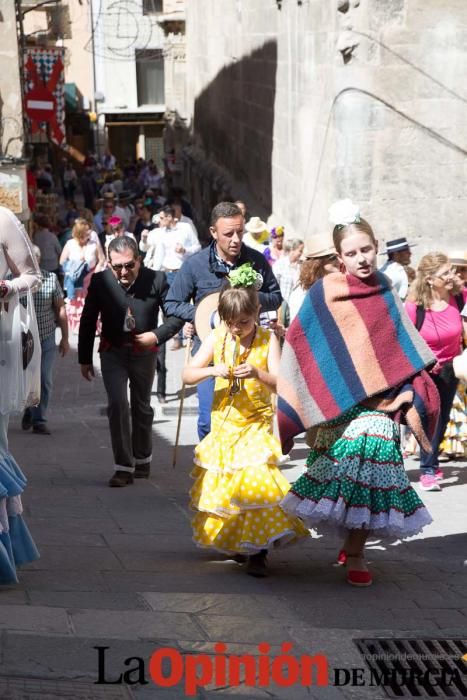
[0,290,41,414]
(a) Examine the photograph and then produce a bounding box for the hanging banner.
[23,47,66,145]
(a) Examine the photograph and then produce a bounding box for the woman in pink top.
[405,252,467,491]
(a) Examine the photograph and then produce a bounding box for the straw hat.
[194,292,222,341]
[245,216,267,234]
[453,349,467,382]
[381,237,416,255]
[449,251,467,267]
[304,233,336,259]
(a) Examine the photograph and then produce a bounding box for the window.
[142,0,163,14]
[136,50,165,105]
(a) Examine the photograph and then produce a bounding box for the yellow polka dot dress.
[190,326,309,554]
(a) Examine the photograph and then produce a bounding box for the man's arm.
[54,298,69,356]
[52,276,69,356]
[163,260,196,322]
[183,225,201,257]
[78,274,101,365]
[154,273,185,343]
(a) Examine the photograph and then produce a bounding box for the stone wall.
[0,0,24,159]
[184,0,467,256]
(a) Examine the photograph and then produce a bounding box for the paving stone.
[1,632,163,681]
[195,614,294,644]
[70,610,207,641]
[0,677,134,699]
[28,591,150,611]
[18,570,110,592]
[141,592,294,618]
[0,606,70,635]
[25,545,123,571]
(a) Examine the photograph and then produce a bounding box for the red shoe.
[347,569,373,587]
[434,469,444,481]
[336,549,347,566]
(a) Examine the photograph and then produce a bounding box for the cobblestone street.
[2,334,467,699]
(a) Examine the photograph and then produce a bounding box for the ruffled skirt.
[281,406,432,538]
[190,419,309,554]
[0,451,39,584]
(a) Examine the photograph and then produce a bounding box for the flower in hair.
[328,199,361,227]
[228,263,263,290]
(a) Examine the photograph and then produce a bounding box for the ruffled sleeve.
[0,207,41,295]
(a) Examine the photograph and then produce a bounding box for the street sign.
[24,86,56,122]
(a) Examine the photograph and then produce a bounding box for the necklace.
[220,326,257,365]
[220,326,257,395]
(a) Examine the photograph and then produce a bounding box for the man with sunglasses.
[78,237,184,487]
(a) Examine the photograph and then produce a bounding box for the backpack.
[415,293,464,331]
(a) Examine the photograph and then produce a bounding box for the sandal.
[336,549,347,566]
[346,554,373,587]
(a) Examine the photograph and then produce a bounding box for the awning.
[65,83,83,112]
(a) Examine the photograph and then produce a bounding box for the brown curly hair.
[299,255,338,290]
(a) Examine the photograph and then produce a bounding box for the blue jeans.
[28,333,57,425]
[197,376,215,440]
[166,271,183,342]
[420,364,458,475]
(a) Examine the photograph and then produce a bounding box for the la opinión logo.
[94,643,329,695]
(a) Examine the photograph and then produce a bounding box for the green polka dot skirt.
[281,405,432,536]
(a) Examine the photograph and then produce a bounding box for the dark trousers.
[100,346,157,472]
[420,364,459,474]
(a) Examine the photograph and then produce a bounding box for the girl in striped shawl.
[279,202,436,587]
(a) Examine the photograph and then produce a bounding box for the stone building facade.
[183,0,467,254]
[0,1,24,161]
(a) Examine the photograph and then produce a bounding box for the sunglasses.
[435,267,456,280]
[111,261,136,272]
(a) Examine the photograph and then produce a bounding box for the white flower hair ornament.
[328,199,361,229]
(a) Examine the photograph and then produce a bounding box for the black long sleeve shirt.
[78,267,184,364]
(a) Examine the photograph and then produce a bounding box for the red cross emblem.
[24,54,65,144]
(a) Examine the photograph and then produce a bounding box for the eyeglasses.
[110,261,136,272]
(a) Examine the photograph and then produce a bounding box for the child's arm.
[182,333,230,385]
[233,331,281,392]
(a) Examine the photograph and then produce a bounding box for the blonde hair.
[332,218,376,253]
[218,286,259,324]
[408,251,461,308]
[72,218,90,244]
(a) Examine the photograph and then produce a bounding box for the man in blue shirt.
[165,201,282,438]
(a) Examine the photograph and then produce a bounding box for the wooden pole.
[172,338,192,468]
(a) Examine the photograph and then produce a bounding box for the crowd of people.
[0,155,465,585]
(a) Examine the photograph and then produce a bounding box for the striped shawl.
[277,272,439,453]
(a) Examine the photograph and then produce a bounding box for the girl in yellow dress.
[182,272,309,577]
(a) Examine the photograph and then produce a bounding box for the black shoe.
[134,463,150,479]
[32,423,51,435]
[21,410,33,431]
[246,550,268,578]
[108,470,134,487]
